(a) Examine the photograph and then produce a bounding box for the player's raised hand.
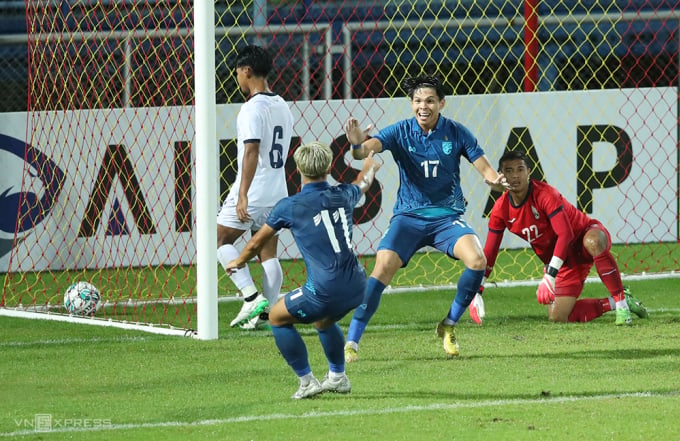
[484,172,511,192]
[344,117,373,146]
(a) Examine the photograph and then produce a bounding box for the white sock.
[217,244,257,297]
[261,257,283,304]
[345,341,358,351]
[607,296,616,310]
[299,372,315,386]
[328,371,345,380]
[615,299,628,311]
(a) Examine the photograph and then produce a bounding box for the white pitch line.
[2,390,675,438]
[2,306,679,346]
[0,335,150,348]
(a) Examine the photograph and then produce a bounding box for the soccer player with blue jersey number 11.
[225,141,380,399]
[344,75,510,360]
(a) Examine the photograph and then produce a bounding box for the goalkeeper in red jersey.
[471,150,648,325]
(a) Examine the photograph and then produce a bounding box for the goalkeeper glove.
[536,266,557,305]
[469,284,485,325]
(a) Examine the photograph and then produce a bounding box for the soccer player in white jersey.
[217,45,294,329]
[225,142,381,399]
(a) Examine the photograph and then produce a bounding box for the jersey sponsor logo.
[531,205,540,219]
[408,145,416,153]
[508,217,517,223]
[442,141,452,155]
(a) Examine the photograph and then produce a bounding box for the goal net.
[1,1,678,335]
[1,1,196,334]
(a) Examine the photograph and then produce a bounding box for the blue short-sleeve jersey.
[266,181,364,297]
[374,115,485,216]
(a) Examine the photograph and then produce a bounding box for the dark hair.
[498,150,530,169]
[235,45,273,77]
[401,75,447,100]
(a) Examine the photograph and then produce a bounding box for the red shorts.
[554,220,612,298]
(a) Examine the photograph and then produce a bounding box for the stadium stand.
[0,0,678,111]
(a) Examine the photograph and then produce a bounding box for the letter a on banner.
[79,144,155,237]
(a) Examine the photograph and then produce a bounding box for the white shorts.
[217,201,273,232]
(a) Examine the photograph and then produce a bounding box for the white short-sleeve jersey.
[226,92,294,207]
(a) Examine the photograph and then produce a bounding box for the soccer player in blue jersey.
[225,141,380,399]
[343,75,509,360]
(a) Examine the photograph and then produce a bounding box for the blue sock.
[271,324,311,377]
[448,268,485,323]
[317,323,345,373]
[347,277,386,344]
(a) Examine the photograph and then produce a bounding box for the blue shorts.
[283,271,366,324]
[378,213,477,266]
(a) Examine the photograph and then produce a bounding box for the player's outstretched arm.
[344,117,382,160]
[224,224,277,273]
[353,151,381,194]
[473,155,510,193]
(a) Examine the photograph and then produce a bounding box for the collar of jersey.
[301,181,331,193]
[247,91,277,101]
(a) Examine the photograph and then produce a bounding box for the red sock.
[599,297,613,313]
[593,251,625,302]
[568,298,605,322]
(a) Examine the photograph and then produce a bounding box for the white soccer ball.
[64,281,101,316]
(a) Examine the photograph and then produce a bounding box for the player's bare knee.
[548,309,569,323]
[583,229,608,256]
[314,318,334,330]
[465,254,486,272]
[372,252,401,283]
[217,225,242,247]
[216,230,228,247]
[269,310,293,327]
[548,315,568,323]
[371,267,397,286]
[258,235,279,260]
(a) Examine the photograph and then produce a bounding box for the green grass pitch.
[0,279,680,441]
[1,276,679,440]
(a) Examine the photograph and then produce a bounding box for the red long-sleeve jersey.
[484,179,593,276]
